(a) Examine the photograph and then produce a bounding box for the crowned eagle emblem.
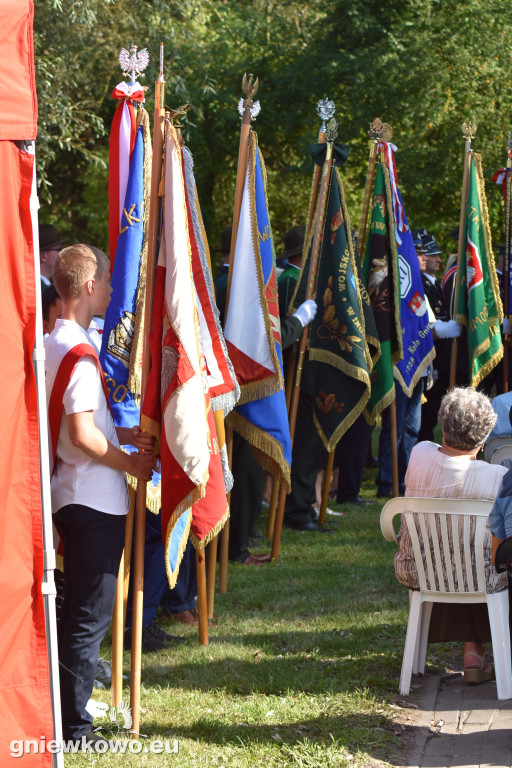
[118,45,150,80]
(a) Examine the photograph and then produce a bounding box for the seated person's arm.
[67,411,154,480]
[489,487,512,564]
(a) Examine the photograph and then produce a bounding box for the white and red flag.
[141,123,228,585]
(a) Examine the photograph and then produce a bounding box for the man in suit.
[416,232,461,441]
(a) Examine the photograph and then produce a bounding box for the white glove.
[433,319,463,339]
[293,299,317,328]
[503,318,511,335]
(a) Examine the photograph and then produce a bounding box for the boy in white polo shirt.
[46,243,154,744]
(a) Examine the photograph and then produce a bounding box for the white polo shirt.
[45,319,129,516]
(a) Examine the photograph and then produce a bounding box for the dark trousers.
[160,539,197,614]
[377,380,423,495]
[53,504,125,740]
[335,415,372,502]
[228,432,264,561]
[125,511,198,624]
[285,392,327,526]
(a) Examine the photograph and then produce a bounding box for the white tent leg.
[25,139,64,768]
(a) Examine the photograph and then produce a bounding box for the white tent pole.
[25,139,64,768]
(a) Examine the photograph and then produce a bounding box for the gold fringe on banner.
[129,108,152,396]
[189,506,230,550]
[226,410,291,492]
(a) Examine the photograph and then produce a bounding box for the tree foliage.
[35,0,512,261]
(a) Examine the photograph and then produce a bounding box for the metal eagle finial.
[238,73,261,121]
[368,118,393,142]
[118,44,150,82]
[462,120,477,141]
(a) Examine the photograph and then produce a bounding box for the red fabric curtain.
[0,3,53,763]
[0,146,52,765]
[0,141,53,766]
[0,0,37,140]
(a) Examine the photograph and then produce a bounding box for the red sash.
[48,343,111,474]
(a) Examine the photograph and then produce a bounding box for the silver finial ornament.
[118,44,150,83]
[317,99,336,132]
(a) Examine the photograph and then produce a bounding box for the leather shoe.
[242,554,269,565]
[338,495,377,507]
[376,490,392,499]
[168,609,198,626]
[286,520,334,532]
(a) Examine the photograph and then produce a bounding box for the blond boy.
[45,244,153,744]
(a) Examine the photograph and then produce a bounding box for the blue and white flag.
[100,109,162,514]
[377,142,435,396]
[394,191,435,394]
[225,132,291,489]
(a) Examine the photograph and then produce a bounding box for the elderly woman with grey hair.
[394,387,508,685]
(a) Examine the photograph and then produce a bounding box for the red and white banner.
[108,82,142,269]
[182,146,239,415]
[142,124,228,580]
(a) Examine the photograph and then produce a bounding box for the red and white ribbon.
[378,141,405,245]
[111,81,146,103]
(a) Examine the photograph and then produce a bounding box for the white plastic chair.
[381,497,512,699]
[484,436,512,463]
[490,444,512,468]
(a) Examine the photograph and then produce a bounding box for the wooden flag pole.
[111,552,124,707]
[358,141,378,255]
[110,486,134,706]
[450,122,476,389]
[503,135,512,393]
[196,549,209,645]
[318,449,335,526]
[129,49,166,739]
[218,425,233,593]
[272,118,338,560]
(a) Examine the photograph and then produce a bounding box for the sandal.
[463,652,495,685]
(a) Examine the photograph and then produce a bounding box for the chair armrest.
[380,499,401,544]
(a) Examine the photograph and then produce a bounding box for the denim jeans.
[377,379,423,495]
[53,504,125,740]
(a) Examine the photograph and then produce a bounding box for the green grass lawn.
[65,457,455,767]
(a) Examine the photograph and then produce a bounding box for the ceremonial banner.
[142,123,228,585]
[363,160,403,422]
[394,191,435,395]
[225,132,291,488]
[290,143,378,451]
[100,109,161,513]
[182,146,239,417]
[456,153,503,387]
